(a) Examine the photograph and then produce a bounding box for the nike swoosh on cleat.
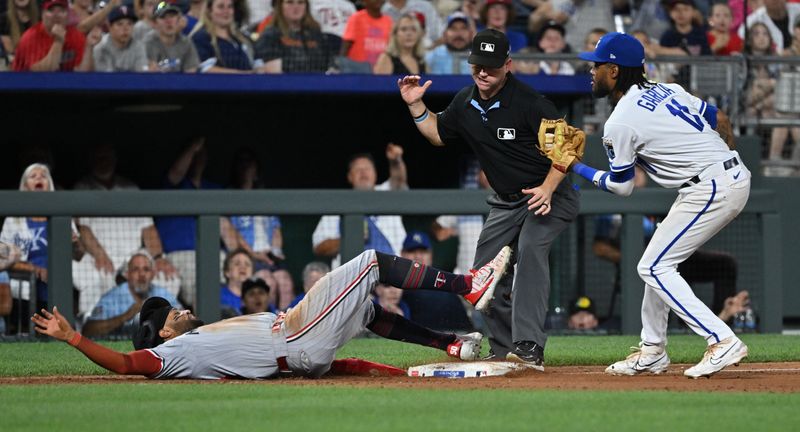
[634,354,666,370]
[733,171,741,179]
[709,341,740,366]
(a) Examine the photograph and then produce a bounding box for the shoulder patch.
[603,137,615,159]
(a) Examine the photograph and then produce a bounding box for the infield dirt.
[2,362,798,392]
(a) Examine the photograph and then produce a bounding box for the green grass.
[1,385,798,432]
[1,334,798,376]
[0,334,800,376]
[1,335,798,431]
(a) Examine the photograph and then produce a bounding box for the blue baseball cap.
[578,32,644,68]
[402,231,432,251]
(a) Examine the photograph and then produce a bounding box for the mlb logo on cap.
[578,32,644,68]
[468,29,510,69]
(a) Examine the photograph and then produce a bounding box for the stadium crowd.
[0,0,790,336]
[1,0,799,169]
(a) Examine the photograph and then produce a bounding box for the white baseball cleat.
[605,343,670,376]
[684,336,748,379]
[447,332,483,361]
[465,246,512,311]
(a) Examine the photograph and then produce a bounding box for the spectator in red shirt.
[707,2,743,55]
[11,0,100,71]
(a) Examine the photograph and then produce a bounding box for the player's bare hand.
[522,186,554,216]
[31,306,76,342]
[386,142,403,161]
[398,75,432,106]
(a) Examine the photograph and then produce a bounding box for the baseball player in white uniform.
[32,247,511,380]
[563,32,750,378]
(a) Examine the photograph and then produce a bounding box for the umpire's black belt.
[498,191,528,202]
[680,156,739,189]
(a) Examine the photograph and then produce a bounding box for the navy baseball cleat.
[506,340,545,371]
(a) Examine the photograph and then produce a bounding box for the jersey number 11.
[665,98,704,132]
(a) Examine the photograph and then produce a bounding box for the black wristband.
[413,109,429,123]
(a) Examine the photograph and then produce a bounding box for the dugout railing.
[0,187,781,336]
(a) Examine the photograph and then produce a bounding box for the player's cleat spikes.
[605,343,670,376]
[464,246,512,311]
[446,332,483,361]
[684,336,748,379]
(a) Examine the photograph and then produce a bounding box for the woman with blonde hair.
[254,0,335,73]
[191,0,254,72]
[0,0,40,58]
[0,164,82,332]
[373,13,425,75]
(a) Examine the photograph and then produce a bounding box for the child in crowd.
[340,0,392,68]
[659,0,711,57]
[707,2,742,55]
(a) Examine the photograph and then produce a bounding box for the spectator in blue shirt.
[83,252,180,337]
[154,137,239,308]
[220,248,254,317]
[425,11,474,75]
[477,0,527,53]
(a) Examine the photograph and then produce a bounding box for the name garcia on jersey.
[636,84,676,112]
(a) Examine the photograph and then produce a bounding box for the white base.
[407,361,536,378]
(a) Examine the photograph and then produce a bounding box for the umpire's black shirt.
[437,73,558,196]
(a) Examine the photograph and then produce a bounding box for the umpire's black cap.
[468,29,510,69]
[133,297,172,350]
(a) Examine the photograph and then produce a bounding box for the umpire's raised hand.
[398,75,432,107]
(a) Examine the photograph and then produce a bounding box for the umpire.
[397,29,579,368]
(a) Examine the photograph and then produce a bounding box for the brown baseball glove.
[537,118,586,173]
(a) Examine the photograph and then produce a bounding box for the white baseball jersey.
[598,82,752,348]
[603,83,735,189]
[310,0,356,38]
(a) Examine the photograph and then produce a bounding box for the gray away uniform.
[149,250,380,379]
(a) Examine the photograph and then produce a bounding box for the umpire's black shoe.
[506,341,545,371]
